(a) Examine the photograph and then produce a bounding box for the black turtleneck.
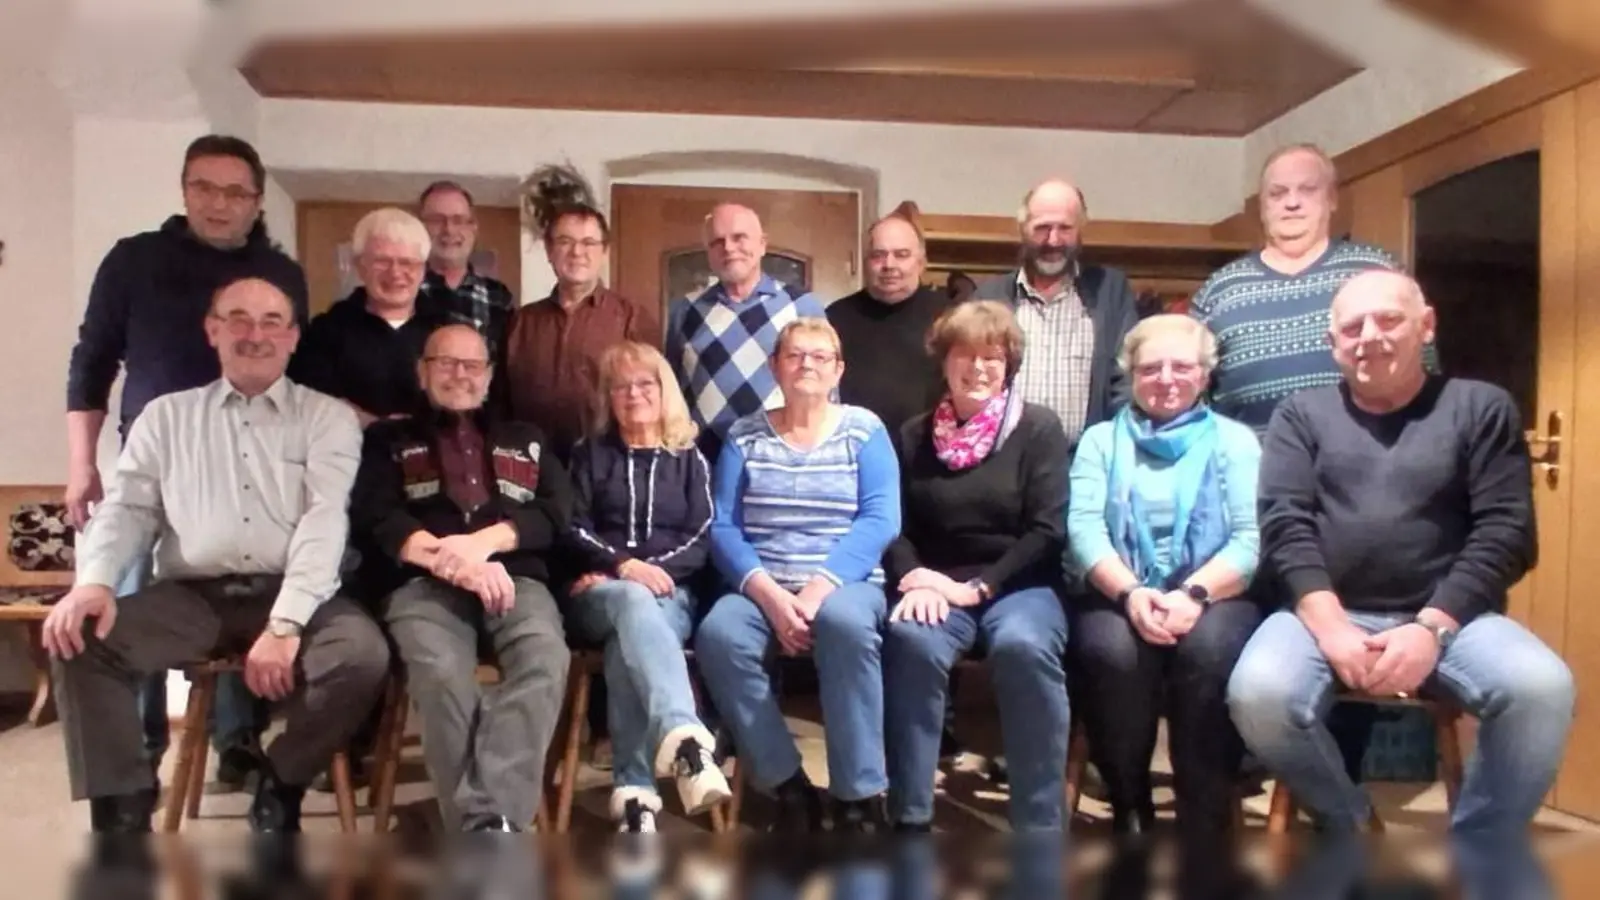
[827,285,954,436]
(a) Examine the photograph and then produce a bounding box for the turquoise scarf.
[1104,405,1229,590]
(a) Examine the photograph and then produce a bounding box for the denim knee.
[1227,653,1310,731]
[987,627,1061,678]
[885,619,948,670]
[811,583,885,646]
[693,595,764,661]
[1500,651,1575,721]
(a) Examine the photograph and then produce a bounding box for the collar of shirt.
[706,273,780,306]
[1015,264,1082,306]
[212,376,293,412]
[540,283,614,311]
[423,265,478,292]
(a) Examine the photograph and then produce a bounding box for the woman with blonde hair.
[564,340,731,832]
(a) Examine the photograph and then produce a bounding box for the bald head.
[420,324,493,412]
[1329,270,1435,402]
[1019,179,1087,228]
[865,215,926,303]
[205,277,300,393]
[704,203,768,295]
[1331,270,1426,318]
[1018,178,1087,283]
[424,323,489,359]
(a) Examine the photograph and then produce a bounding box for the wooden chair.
[0,485,74,727]
[1265,691,1466,834]
[163,657,360,832]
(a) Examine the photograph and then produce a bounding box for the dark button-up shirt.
[438,416,492,513]
[420,266,516,355]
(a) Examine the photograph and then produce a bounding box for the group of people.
[46,134,1574,847]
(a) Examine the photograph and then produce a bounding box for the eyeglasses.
[212,313,292,337]
[552,237,605,254]
[609,378,659,397]
[425,356,490,375]
[779,349,839,367]
[366,256,425,273]
[184,180,261,204]
[421,214,475,230]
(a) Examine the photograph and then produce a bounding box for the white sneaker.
[655,724,732,816]
[610,786,661,834]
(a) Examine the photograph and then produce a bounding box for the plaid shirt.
[1010,268,1096,445]
[420,266,516,354]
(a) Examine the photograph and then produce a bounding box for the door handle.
[1525,410,1561,488]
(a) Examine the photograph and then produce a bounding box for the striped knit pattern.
[1189,241,1401,432]
[724,406,887,590]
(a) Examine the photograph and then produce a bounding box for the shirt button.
[468,477,478,484]
[243,484,251,491]
[244,554,252,561]
[243,517,251,524]
[242,452,249,459]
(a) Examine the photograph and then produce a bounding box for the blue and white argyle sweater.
[1188,241,1403,433]
[665,275,827,444]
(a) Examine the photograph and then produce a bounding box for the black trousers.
[1069,594,1263,833]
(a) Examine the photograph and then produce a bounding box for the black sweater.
[886,402,1070,594]
[67,216,309,436]
[287,290,452,419]
[1259,376,1536,625]
[565,433,713,582]
[828,286,953,438]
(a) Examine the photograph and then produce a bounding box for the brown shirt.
[503,286,660,458]
[437,414,493,514]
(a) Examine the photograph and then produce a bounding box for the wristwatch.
[965,578,994,602]
[1412,617,1456,649]
[1183,583,1211,604]
[1115,585,1137,605]
[266,618,304,639]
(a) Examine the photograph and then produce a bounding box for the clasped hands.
[747,575,836,657]
[404,531,516,615]
[1315,616,1450,698]
[571,558,677,599]
[1124,587,1206,646]
[888,568,983,626]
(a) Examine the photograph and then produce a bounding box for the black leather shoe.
[89,789,158,834]
[248,768,305,833]
[833,795,890,834]
[464,814,522,833]
[770,772,824,833]
[1111,805,1158,837]
[214,746,260,792]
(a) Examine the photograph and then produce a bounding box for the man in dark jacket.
[350,324,573,832]
[64,134,301,787]
[972,178,1139,451]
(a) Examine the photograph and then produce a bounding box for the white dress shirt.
[75,376,362,625]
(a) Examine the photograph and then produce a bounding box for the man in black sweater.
[1228,270,1573,833]
[65,134,301,789]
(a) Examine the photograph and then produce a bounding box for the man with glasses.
[351,323,574,832]
[46,276,387,835]
[65,134,303,795]
[417,181,516,355]
[503,193,657,463]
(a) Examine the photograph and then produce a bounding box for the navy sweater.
[566,432,713,582]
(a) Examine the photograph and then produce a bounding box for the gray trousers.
[383,575,570,830]
[54,575,391,801]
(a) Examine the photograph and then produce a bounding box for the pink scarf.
[932,390,1011,470]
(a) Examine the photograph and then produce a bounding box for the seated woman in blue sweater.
[565,341,731,833]
[694,318,901,832]
[881,300,1072,833]
[1066,314,1261,842]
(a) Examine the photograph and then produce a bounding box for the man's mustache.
[232,340,273,356]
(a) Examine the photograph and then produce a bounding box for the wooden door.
[609,184,861,336]
[295,200,523,316]
[1342,101,1592,816]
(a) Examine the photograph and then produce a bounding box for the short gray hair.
[351,206,431,260]
[1117,314,1218,373]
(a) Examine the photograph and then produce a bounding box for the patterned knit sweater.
[1188,241,1401,433]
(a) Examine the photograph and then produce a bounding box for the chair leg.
[331,751,358,833]
[1266,780,1296,835]
[555,667,593,834]
[23,621,56,727]
[184,676,218,821]
[1064,724,1089,817]
[163,674,215,833]
[1434,708,1466,811]
[725,758,744,830]
[371,681,409,834]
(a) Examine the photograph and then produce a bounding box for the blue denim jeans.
[1228,609,1575,833]
[883,585,1070,831]
[122,558,265,762]
[565,580,702,790]
[693,582,888,800]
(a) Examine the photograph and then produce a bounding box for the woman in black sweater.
[881,301,1072,832]
[564,341,730,832]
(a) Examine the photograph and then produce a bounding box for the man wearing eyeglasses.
[65,134,305,798]
[351,324,574,832]
[417,181,516,355]
[46,276,387,834]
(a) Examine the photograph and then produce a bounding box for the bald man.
[665,203,827,460]
[1229,271,1571,834]
[350,324,573,832]
[827,213,952,437]
[973,179,1139,450]
[45,276,385,834]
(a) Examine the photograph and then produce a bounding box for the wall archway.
[602,150,880,225]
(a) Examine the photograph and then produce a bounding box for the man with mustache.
[973,179,1140,451]
[351,323,574,832]
[44,276,386,834]
[665,203,827,461]
[417,181,516,356]
[1229,270,1572,834]
[65,134,299,794]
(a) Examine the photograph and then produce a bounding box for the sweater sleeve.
[286,313,341,399]
[710,438,768,591]
[1424,389,1537,625]
[1066,422,1119,577]
[820,424,902,585]
[1257,398,1333,603]
[1210,420,1262,583]
[505,435,574,553]
[349,422,425,562]
[978,411,1067,593]
[566,441,626,574]
[67,240,135,413]
[648,449,714,579]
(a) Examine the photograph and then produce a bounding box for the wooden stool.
[0,599,63,727]
[162,658,360,832]
[1266,692,1466,834]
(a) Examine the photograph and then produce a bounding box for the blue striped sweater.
[710,405,900,592]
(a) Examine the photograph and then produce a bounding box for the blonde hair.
[1258,143,1339,194]
[774,317,843,359]
[926,300,1025,381]
[590,341,698,452]
[352,206,432,260]
[1117,314,1218,373]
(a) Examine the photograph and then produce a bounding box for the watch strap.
[1114,586,1136,605]
[1184,582,1211,603]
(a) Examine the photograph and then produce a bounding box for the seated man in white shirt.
[43,276,389,834]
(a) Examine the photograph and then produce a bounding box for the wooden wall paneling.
[1339,166,1409,262]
